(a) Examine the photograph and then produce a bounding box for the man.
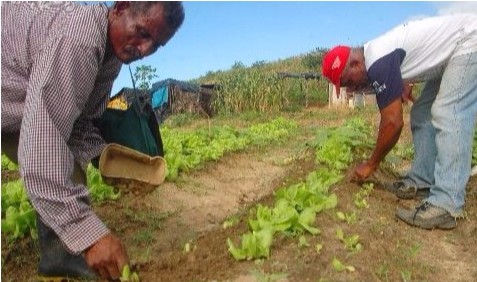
[1,1,184,280]
[321,14,477,230]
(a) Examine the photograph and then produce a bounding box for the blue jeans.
[404,52,477,217]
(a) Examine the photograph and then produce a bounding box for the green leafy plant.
[162,117,297,180]
[222,215,240,229]
[315,243,323,254]
[1,180,36,241]
[336,228,362,252]
[227,228,274,260]
[133,65,158,90]
[227,118,373,261]
[353,183,374,209]
[332,257,355,272]
[336,211,358,225]
[315,118,374,172]
[298,235,310,248]
[1,154,18,171]
[86,164,121,202]
[183,240,196,253]
[228,167,339,260]
[120,265,140,282]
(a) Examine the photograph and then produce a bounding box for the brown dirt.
[2,106,477,282]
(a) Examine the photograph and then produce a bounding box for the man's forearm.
[368,118,403,167]
[368,98,404,168]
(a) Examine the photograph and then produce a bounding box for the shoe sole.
[409,218,456,230]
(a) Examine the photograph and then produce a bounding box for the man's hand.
[84,233,129,280]
[347,161,377,183]
[401,82,415,104]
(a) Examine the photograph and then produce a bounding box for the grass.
[376,263,390,281]
[164,112,201,127]
[250,268,288,282]
[122,206,171,231]
[387,236,433,281]
[132,230,155,245]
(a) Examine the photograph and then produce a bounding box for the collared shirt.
[1,2,122,254]
[363,13,477,109]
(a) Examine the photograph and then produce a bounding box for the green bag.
[96,89,164,157]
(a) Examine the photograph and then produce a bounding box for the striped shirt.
[1,2,122,254]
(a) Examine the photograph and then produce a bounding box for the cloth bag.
[95,89,166,192]
[97,89,164,157]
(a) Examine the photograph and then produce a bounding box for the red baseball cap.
[321,45,351,96]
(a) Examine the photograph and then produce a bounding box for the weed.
[250,268,288,282]
[400,270,412,282]
[376,263,390,281]
[132,230,155,245]
[407,242,422,258]
[165,112,200,127]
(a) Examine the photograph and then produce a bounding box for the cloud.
[436,2,477,15]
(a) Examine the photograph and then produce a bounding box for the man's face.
[340,62,369,93]
[108,2,172,64]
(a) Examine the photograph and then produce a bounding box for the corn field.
[198,53,329,115]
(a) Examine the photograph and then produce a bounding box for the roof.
[151,78,200,93]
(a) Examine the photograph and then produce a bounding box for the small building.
[327,83,376,108]
[150,79,215,122]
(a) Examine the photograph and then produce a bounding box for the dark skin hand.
[84,233,129,280]
[349,97,404,183]
[401,81,414,104]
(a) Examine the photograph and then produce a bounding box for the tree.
[133,65,158,90]
[301,47,328,70]
[231,61,245,70]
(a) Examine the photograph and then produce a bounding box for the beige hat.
[99,143,167,194]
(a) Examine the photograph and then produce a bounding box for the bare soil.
[2,106,477,282]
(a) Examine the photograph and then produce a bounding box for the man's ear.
[112,1,131,16]
[349,59,360,69]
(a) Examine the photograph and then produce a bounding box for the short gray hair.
[129,1,184,34]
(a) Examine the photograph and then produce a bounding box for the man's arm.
[351,97,404,181]
[68,52,122,170]
[19,36,110,254]
[369,98,404,167]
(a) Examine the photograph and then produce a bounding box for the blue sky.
[111,1,477,94]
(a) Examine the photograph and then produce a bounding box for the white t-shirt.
[363,14,477,109]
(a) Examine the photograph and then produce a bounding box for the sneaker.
[395,202,457,230]
[36,219,98,282]
[385,180,430,200]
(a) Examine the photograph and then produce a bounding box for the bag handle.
[128,65,153,117]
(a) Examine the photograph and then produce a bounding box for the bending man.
[322,14,477,230]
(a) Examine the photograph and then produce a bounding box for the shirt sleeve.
[68,58,121,171]
[18,36,110,254]
[368,49,406,109]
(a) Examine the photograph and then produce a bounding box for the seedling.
[120,265,140,282]
[332,257,355,272]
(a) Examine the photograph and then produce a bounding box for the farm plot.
[2,106,477,282]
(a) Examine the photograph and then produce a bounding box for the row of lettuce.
[1,117,297,242]
[226,118,374,264]
[224,120,477,274]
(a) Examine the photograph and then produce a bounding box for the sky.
[111,1,477,94]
